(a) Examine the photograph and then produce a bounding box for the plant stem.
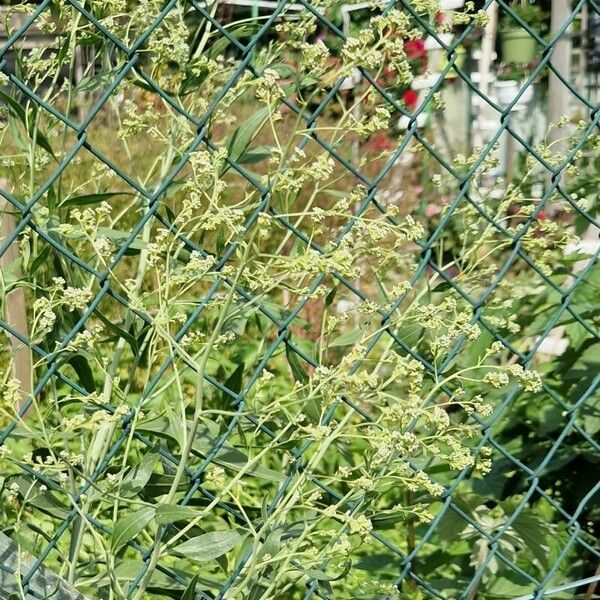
[130,229,257,600]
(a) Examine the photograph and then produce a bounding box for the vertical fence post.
[0,179,32,414]
[473,1,497,153]
[548,0,572,139]
[478,2,498,100]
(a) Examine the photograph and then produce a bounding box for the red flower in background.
[403,89,419,109]
[405,39,426,59]
[368,132,395,152]
[383,67,395,81]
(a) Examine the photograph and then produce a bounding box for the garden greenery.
[0,0,598,599]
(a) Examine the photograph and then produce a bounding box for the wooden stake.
[0,179,32,414]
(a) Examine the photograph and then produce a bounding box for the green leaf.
[67,354,96,393]
[305,558,351,581]
[120,452,159,497]
[182,575,200,600]
[353,553,395,571]
[258,528,282,559]
[141,474,189,499]
[227,107,270,165]
[220,361,245,408]
[206,24,258,60]
[392,322,424,350]
[322,189,348,199]
[371,510,414,530]
[269,63,295,78]
[94,310,138,354]
[485,575,534,598]
[238,145,272,165]
[162,178,189,199]
[46,185,58,212]
[432,281,453,293]
[30,246,52,276]
[179,68,210,96]
[10,476,69,520]
[112,507,155,552]
[511,511,552,570]
[49,225,146,255]
[130,77,155,93]
[172,530,244,562]
[155,504,201,525]
[139,417,283,482]
[216,226,226,255]
[74,68,121,93]
[582,393,600,435]
[112,559,220,591]
[8,113,27,152]
[434,496,480,548]
[97,227,146,248]
[0,89,55,158]
[285,344,309,384]
[325,286,337,307]
[60,191,132,208]
[328,328,363,348]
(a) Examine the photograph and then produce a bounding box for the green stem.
[131,228,257,600]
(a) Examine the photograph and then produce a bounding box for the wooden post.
[473,1,498,153]
[0,179,32,414]
[548,0,572,141]
[478,2,498,100]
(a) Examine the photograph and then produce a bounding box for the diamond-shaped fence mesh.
[0,0,598,598]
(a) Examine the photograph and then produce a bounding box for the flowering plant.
[0,1,597,599]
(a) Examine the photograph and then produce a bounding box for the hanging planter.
[322,58,361,91]
[340,67,362,91]
[411,73,441,90]
[495,60,538,108]
[440,0,465,9]
[436,46,466,77]
[398,113,428,130]
[500,28,537,64]
[494,79,534,108]
[424,33,454,51]
[498,2,546,64]
[494,79,519,106]
[424,34,465,77]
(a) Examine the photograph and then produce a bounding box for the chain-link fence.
[0,0,599,598]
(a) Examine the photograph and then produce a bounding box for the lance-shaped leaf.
[172,530,244,562]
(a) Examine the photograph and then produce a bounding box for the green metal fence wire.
[0,0,598,598]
